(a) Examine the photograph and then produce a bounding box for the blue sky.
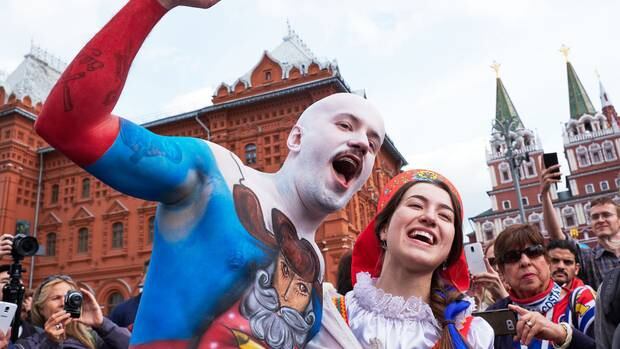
[2,0,619,233]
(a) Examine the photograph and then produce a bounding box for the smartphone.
[473,309,517,336]
[543,152,561,179]
[0,301,17,334]
[464,242,486,275]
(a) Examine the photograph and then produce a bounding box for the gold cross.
[490,61,501,78]
[559,44,570,62]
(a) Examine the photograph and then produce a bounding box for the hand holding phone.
[542,153,561,180]
[473,308,517,336]
[464,243,486,275]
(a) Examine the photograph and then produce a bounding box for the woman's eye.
[439,213,453,222]
[297,283,309,296]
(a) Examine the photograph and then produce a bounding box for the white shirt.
[308,272,494,349]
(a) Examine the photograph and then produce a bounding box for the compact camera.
[64,290,83,318]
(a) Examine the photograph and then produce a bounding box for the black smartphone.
[473,309,517,336]
[543,152,561,180]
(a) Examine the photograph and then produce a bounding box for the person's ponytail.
[429,273,471,349]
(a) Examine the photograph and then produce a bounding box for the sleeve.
[594,287,612,349]
[465,317,495,349]
[570,286,596,338]
[14,332,59,349]
[94,317,131,349]
[567,327,596,349]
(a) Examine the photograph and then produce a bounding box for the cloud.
[162,86,215,115]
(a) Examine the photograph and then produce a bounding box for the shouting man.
[34,0,385,348]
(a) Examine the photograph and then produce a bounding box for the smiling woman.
[309,169,494,349]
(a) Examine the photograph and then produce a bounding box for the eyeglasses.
[499,244,545,264]
[590,212,617,221]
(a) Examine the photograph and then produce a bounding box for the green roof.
[566,62,596,119]
[494,77,523,131]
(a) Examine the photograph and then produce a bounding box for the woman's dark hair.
[336,250,353,294]
[494,223,545,270]
[374,180,467,349]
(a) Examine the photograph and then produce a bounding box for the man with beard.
[33,0,385,347]
[548,240,584,291]
[541,165,620,289]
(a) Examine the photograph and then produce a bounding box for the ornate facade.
[0,34,405,314]
[472,52,620,245]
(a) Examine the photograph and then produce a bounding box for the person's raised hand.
[157,0,221,10]
[508,304,567,346]
[0,328,10,348]
[0,235,13,260]
[44,310,71,343]
[540,164,561,195]
[471,258,509,300]
[77,288,103,328]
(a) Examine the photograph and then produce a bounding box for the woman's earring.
[380,240,387,250]
[442,261,448,270]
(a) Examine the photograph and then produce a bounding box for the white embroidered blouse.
[307,272,495,349]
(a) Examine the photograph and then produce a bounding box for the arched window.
[244,144,257,165]
[603,141,617,161]
[51,184,59,204]
[106,292,124,315]
[584,202,591,225]
[576,146,590,168]
[81,178,90,199]
[46,233,57,256]
[503,217,515,227]
[148,216,155,243]
[589,143,603,164]
[112,222,124,249]
[529,213,543,233]
[499,162,511,183]
[482,222,494,241]
[562,206,577,228]
[77,228,89,253]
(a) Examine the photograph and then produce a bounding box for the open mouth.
[407,230,436,246]
[332,152,362,188]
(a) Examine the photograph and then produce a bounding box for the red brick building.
[0,33,405,313]
[471,53,620,246]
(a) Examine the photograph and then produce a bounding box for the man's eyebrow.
[406,194,455,213]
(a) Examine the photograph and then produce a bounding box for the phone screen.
[543,152,561,179]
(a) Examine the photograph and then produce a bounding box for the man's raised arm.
[540,164,565,240]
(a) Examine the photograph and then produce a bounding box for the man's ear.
[575,262,580,275]
[287,125,303,152]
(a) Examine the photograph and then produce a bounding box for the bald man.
[34,0,385,347]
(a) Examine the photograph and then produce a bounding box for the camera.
[64,290,83,318]
[11,234,38,260]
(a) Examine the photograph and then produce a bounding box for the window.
[51,184,59,204]
[585,183,595,194]
[562,207,577,228]
[106,292,124,315]
[601,180,610,191]
[503,217,515,227]
[589,144,603,164]
[603,141,617,161]
[525,161,536,178]
[244,144,257,165]
[112,222,124,249]
[529,213,543,232]
[78,228,89,253]
[264,71,272,81]
[502,200,511,209]
[615,178,620,188]
[482,222,494,241]
[46,233,57,256]
[521,197,529,206]
[537,194,542,203]
[576,146,590,167]
[148,216,155,243]
[499,162,511,183]
[81,178,90,199]
[584,203,592,224]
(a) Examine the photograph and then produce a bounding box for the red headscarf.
[351,169,470,292]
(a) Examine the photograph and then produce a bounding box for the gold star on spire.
[490,61,501,78]
[559,44,570,62]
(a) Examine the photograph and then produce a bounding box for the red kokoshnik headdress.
[351,169,470,292]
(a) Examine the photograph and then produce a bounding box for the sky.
[2,0,620,234]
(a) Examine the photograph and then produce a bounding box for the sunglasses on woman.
[498,244,545,264]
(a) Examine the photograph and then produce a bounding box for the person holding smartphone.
[487,224,596,349]
[309,170,494,348]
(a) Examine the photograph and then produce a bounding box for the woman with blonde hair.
[15,275,130,349]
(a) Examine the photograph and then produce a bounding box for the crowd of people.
[1,0,617,348]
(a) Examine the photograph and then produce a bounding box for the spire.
[561,45,596,119]
[492,62,523,131]
[598,73,618,125]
